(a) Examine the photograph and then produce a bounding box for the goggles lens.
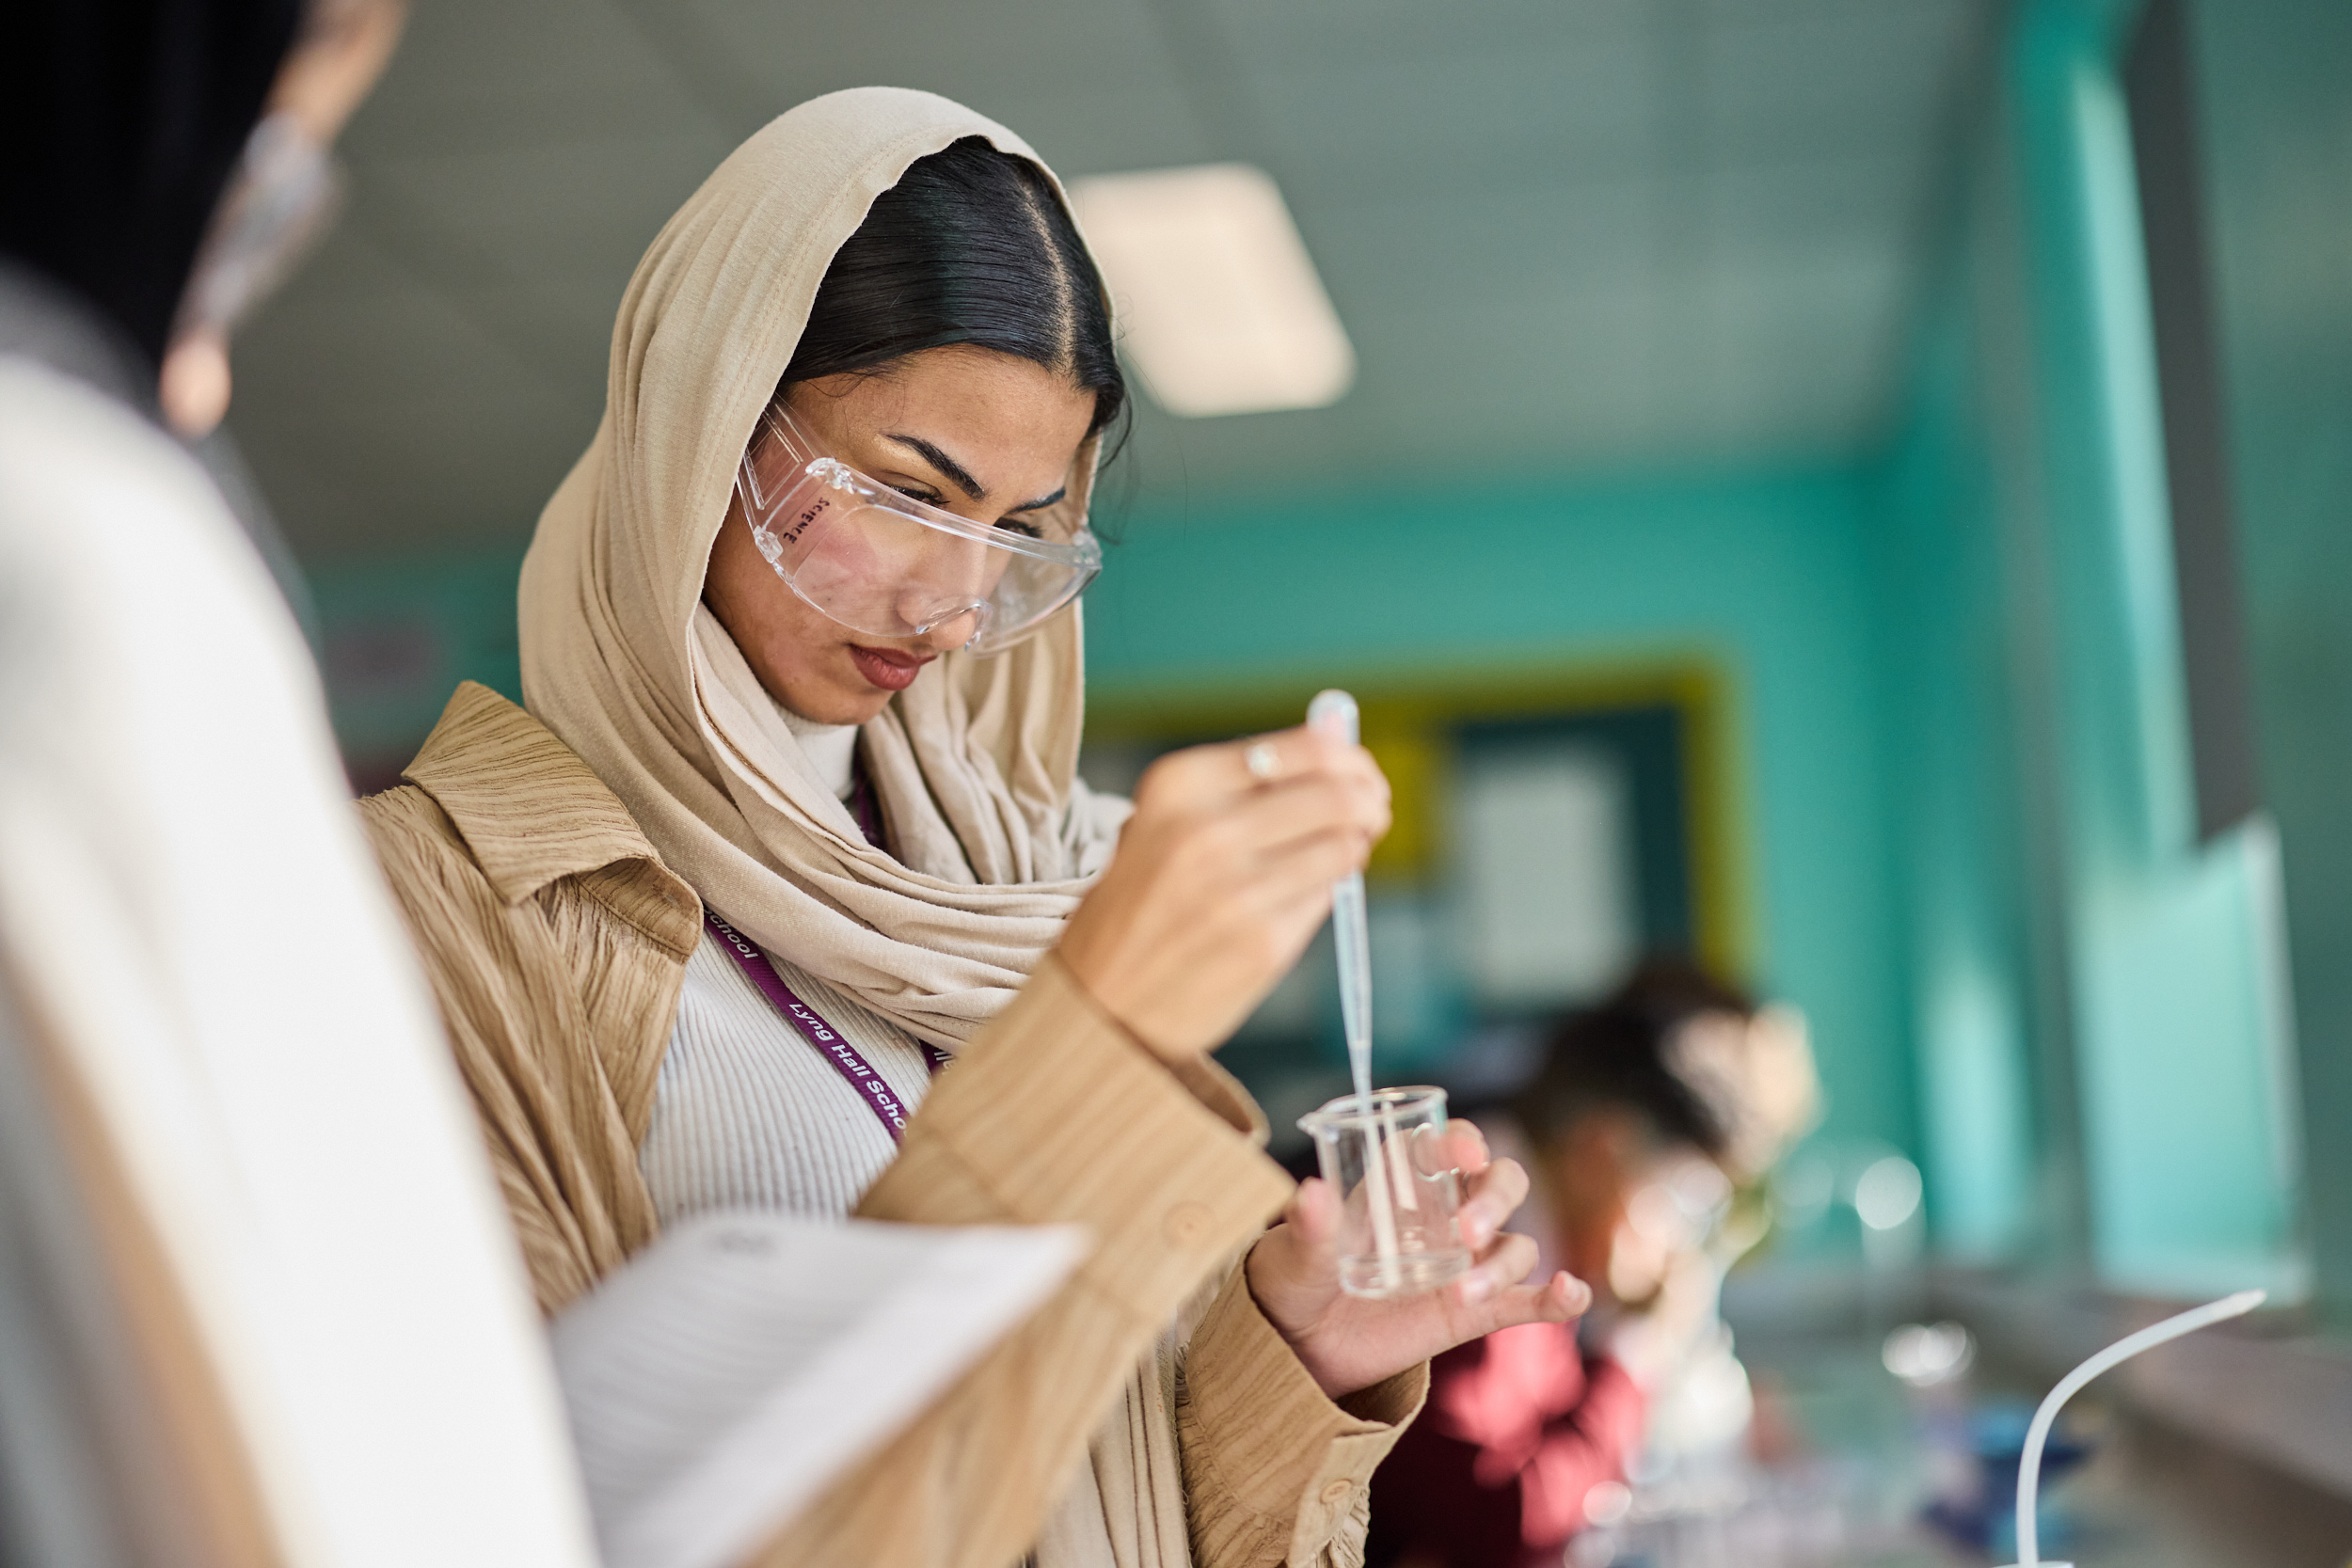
[735,406,1101,656]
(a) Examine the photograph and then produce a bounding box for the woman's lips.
[849,644,933,691]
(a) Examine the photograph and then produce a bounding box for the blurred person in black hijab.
[0,7,615,1566]
[0,0,401,410]
[1,2,297,380]
[0,0,402,640]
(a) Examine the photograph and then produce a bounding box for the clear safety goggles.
[734,404,1102,656]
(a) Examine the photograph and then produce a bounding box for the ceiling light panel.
[1069,164,1356,419]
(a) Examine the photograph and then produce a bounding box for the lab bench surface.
[1580,1313,2352,1568]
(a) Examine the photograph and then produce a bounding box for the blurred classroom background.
[227,0,2352,1560]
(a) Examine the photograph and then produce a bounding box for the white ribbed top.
[774,703,858,800]
[640,927,938,1225]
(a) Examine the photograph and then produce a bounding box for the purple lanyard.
[703,910,946,1143]
[845,762,888,854]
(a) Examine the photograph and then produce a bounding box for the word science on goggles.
[735,404,1104,656]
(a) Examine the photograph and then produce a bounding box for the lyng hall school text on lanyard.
[704,910,949,1142]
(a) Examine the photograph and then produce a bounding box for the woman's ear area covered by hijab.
[703,346,1097,727]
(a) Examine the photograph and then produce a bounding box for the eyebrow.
[882,433,1066,514]
[882,433,986,501]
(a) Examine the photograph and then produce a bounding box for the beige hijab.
[518,87,1126,1051]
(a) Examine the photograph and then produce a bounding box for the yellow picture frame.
[1084,652,1752,985]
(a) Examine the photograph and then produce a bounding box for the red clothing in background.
[1367,1322,1647,1568]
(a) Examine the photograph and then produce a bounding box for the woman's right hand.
[1056,727,1391,1060]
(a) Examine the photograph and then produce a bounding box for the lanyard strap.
[703,910,945,1143]
[846,760,888,851]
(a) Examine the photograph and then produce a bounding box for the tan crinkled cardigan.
[360,683,1427,1568]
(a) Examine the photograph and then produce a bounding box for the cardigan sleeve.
[749,954,1298,1568]
[1175,1269,1427,1568]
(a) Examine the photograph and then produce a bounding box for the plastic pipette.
[2002,1287,2266,1566]
[1307,690,1374,1110]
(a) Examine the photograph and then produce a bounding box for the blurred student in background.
[1367,963,1820,1568]
[0,4,620,1563]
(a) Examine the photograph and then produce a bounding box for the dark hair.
[1511,958,1756,1160]
[781,136,1125,450]
[0,0,304,370]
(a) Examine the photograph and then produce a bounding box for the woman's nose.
[895,534,998,647]
[898,586,984,651]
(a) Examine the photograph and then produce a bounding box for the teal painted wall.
[313,548,526,782]
[2185,0,2352,1312]
[1875,0,2305,1294]
[1875,260,2047,1264]
[1084,466,1915,1160]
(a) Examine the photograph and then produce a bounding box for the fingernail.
[1460,1271,1496,1304]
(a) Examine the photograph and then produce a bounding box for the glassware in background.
[1296,1085,1470,1297]
[1568,1454,1909,1568]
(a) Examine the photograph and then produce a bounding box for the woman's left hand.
[1244,1123,1592,1400]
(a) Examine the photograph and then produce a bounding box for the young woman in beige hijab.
[361,87,1587,1568]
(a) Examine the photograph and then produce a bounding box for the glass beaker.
[1296,1086,1471,1298]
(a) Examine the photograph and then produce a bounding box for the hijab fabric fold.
[518,87,1127,1051]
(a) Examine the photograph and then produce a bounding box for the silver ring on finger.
[1244,741,1279,783]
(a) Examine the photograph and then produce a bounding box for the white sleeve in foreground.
[0,359,598,1568]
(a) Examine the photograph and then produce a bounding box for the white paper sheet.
[552,1212,1088,1568]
